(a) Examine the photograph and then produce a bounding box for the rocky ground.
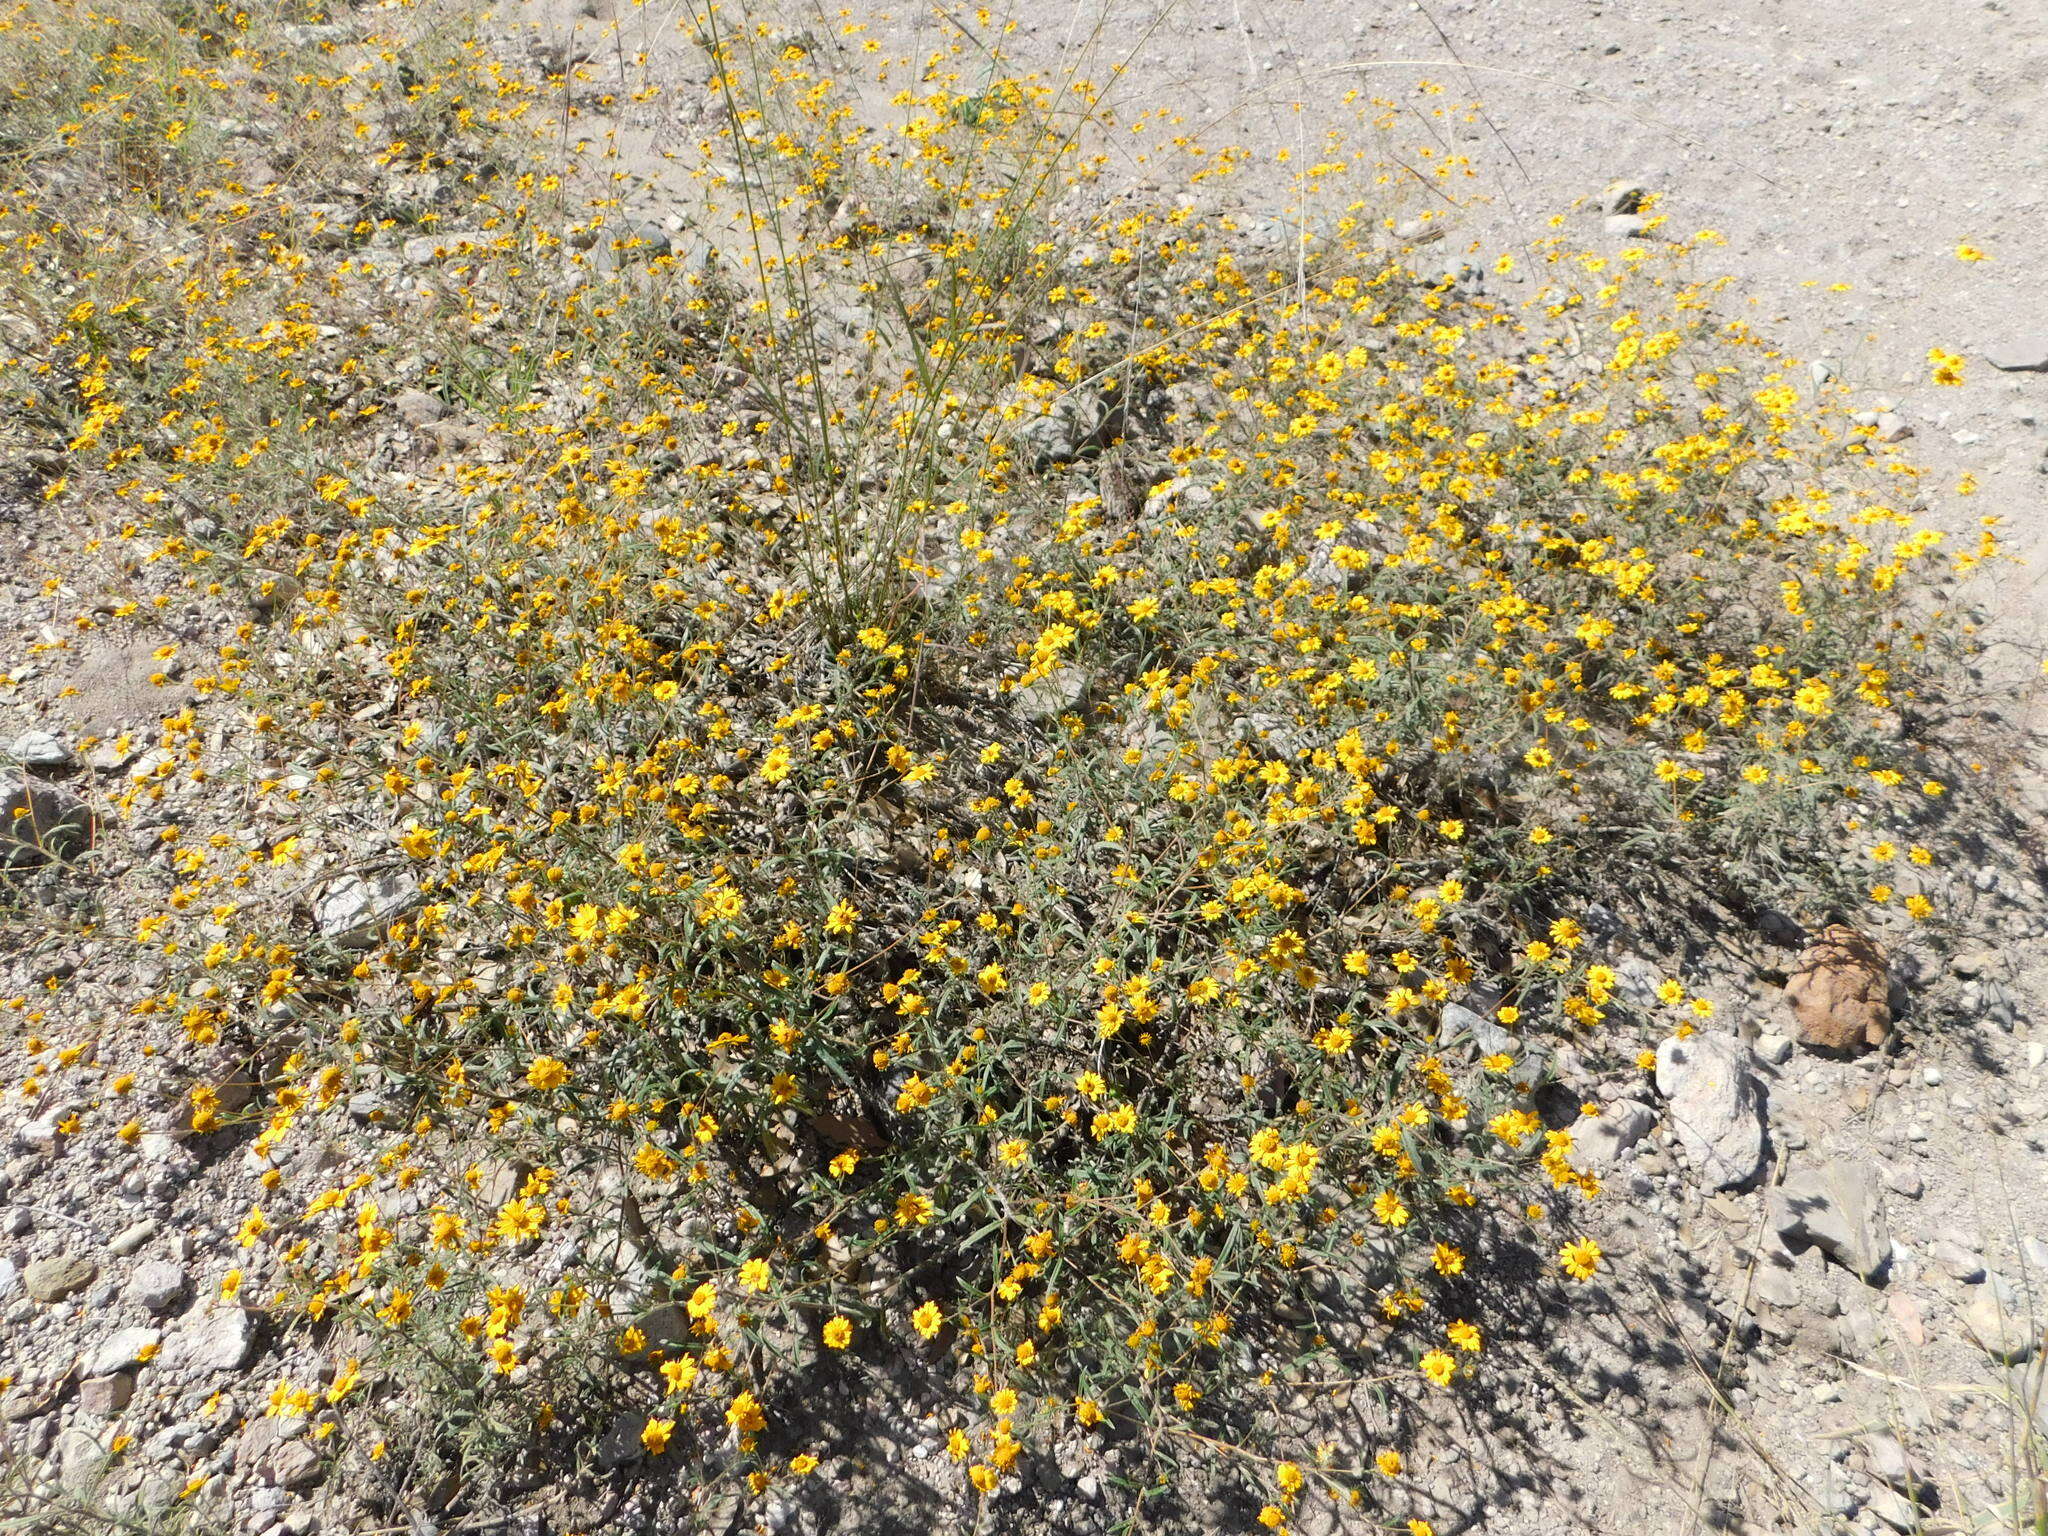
[5,1,2048,1534]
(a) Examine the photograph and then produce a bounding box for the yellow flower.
[1375,1449,1403,1477]
[1955,242,1989,262]
[823,1316,853,1349]
[641,1417,673,1456]
[495,1199,544,1243]
[525,1056,570,1091]
[1928,347,1965,387]
[726,1391,766,1432]
[911,1300,944,1339]
[1418,1349,1456,1386]
[737,1258,771,1292]
[1559,1237,1603,1281]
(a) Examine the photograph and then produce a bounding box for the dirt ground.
[5,2,2047,1532]
[507,0,2048,625]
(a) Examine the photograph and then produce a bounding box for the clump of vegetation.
[0,0,2008,1528]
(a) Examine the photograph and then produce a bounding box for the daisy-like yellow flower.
[1559,1237,1603,1281]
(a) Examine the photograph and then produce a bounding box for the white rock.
[1963,1287,2040,1363]
[1655,1033,1767,1189]
[83,1326,160,1378]
[1771,1160,1891,1282]
[1861,1432,1922,1493]
[9,730,74,768]
[1567,1099,1657,1172]
[392,389,446,427]
[313,872,418,946]
[1985,336,2048,372]
[165,1306,260,1373]
[1865,1485,1924,1533]
[1929,1239,1986,1283]
[108,1219,158,1257]
[127,1260,188,1313]
[1754,1033,1795,1066]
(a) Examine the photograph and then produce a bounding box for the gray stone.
[312,872,418,946]
[1,776,92,864]
[55,1424,110,1494]
[1753,1033,1795,1066]
[1655,1033,1768,1189]
[1566,1099,1657,1172]
[1963,1287,2040,1363]
[1012,667,1090,724]
[1985,337,2048,372]
[261,1438,321,1490]
[1873,412,1912,443]
[9,730,74,768]
[166,1306,260,1373]
[108,1219,158,1258]
[1442,1001,1516,1057]
[1880,1162,1924,1200]
[1928,1239,1986,1284]
[1864,1485,1923,1533]
[84,1326,160,1377]
[1772,1160,1890,1282]
[24,1254,97,1303]
[1003,384,1104,465]
[392,389,446,427]
[1861,1433,1923,1495]
[1604,213,1650,238]
[78,1373,133,1417]
[1613,955,1665,1011]
[596,1410,649,1469]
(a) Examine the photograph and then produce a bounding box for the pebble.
[1754,1033,1795,1066]
[23,1255,97,1304]
[108,1219,159,1258]
[1872,412,1912,443]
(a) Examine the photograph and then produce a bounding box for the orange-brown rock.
[1785,924,1891,1053]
